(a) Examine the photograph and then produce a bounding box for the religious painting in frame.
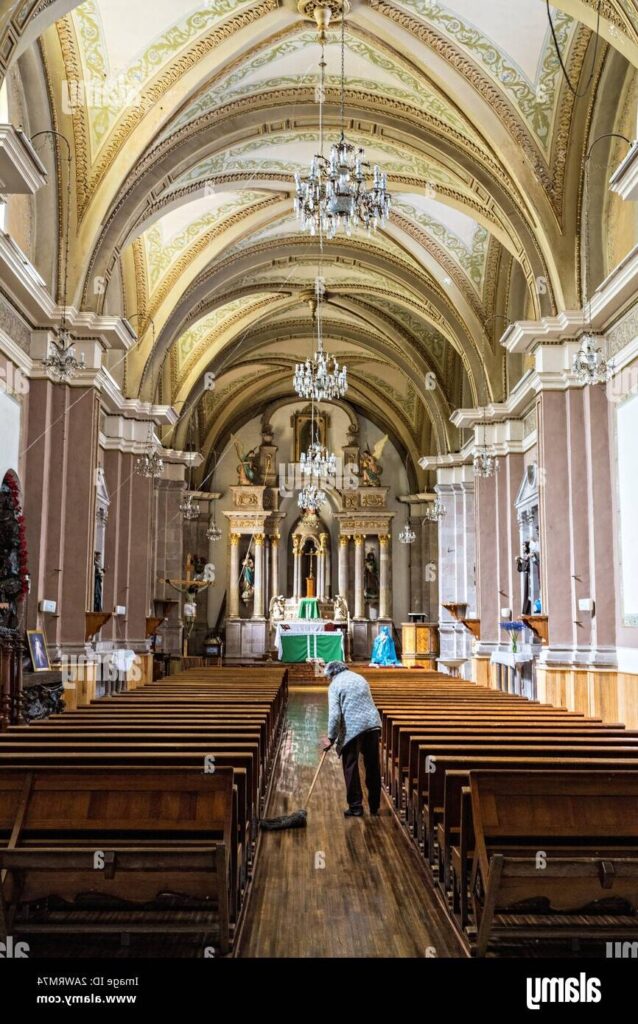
[293,407,328,463]
[27,629,51,672]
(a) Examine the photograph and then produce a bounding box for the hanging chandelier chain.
[340,9,345,137]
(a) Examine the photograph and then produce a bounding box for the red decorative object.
[3,473,29,599]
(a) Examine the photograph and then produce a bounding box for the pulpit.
[401,621,440,669]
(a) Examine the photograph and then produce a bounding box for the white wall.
[0,382,22,484]
[616,389,638,626]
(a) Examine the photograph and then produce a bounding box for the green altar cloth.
[298,598,320,620]
[279,633,344,663]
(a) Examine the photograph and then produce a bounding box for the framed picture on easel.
[27,629,51,672]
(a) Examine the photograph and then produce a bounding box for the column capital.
[339,535,350,548]
[230,533,241,547]
[293,535,302,554]
[354,534,364,546]
[270,532,280,546]
[379,533,390,548]
[319,532,328,551]
[254,532,265,546]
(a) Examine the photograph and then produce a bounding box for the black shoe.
[344,808,363,817]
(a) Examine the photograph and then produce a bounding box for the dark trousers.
[341,729,381,812]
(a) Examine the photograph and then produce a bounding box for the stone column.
[253,533,265,618]
[270,533,280,601]
[379,533,391,618]
[338,534,349,602]
[354,534,365,618]
[228,534,240,617]
[293,535,302,599]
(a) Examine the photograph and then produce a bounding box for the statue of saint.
[93,553,104,613]
[515,540,539,615]
[235,442,259,485]
[241,553,255,603]
[370,624,401,667]
[269,594,286,620]
[364,550,379,601]
[359,436,387,487]
[333,595,348,621]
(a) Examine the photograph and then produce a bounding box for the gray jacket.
[327,669,382,755]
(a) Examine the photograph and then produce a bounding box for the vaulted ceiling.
[6,0,637,481]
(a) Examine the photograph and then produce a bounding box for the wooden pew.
[469,770,638,956]
[0,768,234,954]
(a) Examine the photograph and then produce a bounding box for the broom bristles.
[259,809,307,831]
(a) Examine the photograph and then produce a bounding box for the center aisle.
[237,686,463,958]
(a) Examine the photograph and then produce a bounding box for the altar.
[275,621,344,663]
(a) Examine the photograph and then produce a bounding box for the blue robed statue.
[369,624,402,667]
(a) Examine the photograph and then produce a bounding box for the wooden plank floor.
[237,686,464,958]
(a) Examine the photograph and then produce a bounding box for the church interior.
[2,0,638,973]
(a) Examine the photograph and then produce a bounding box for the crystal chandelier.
[43,328,86,383]
[206,519,222,541]
[573,333,613,385]
[298,483,326,513]
[399,521,416,544]
[300,440,337,482]
[293,280,347,400]
[473,414,498,479]
[179,493,200,521]
[473,446,498,479]
[136,447,165,479]
[294,6,391,238]
[424,498,446,522]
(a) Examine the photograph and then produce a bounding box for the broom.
[260,748,329,830]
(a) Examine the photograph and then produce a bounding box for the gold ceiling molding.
[481,236,504,322]
[577,0,634,38]
[369,0,570,215]
[57,0,279,221]
[176,294,286,391]
[84,85,529,303]
[548,24,602,216]
[130,237,149,323]
[186,234,486,366]
[143,195,282,322]
[391,210,490,323]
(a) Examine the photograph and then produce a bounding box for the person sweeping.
[323,660,382,817]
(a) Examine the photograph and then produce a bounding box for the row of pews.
[0,666,288,955]
[366,670,638,956]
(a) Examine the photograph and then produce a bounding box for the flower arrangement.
[500,620,524,653]
[3,473,29,599]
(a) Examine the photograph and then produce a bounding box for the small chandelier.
[399,521,416,544]
[293,281,347,400]
[473,447,498,479]
[294,5,391,239]
[573,333,613,385]
[301,440,337,482]
[206,520,222,541]
[424,498,446,522]
[299,483,326,513]
[135,447,164,479]
[43,328,86,383]
[180,493,200,521]
[473,413,498,479]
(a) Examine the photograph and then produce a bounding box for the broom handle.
[304,748,329,809]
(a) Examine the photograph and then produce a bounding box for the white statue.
[269,594,286,621]
[333,594,348,621]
